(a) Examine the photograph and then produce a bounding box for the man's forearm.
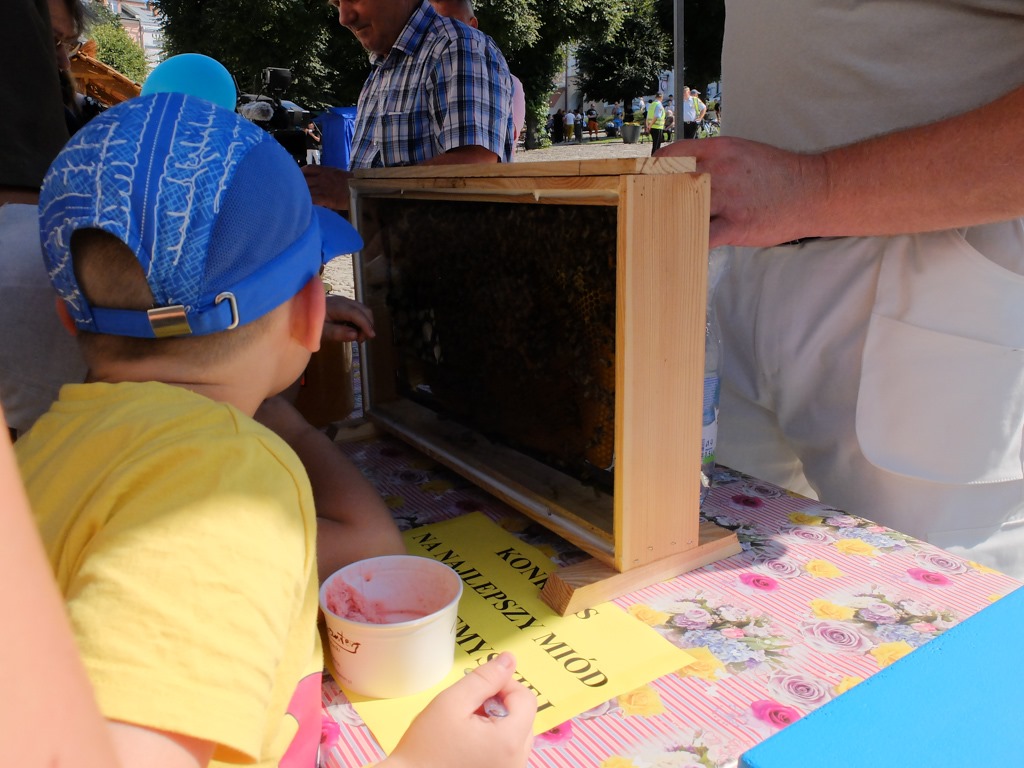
[817,83,1024,237]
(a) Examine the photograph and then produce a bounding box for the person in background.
[679,86,700,139]
[18,91,536,768]
[563,107,575,143]
[430,0,526,152]
[705,95,719,122]
[305,0,514,210]
[645,92,666,154]
[658,0,1024,578]
[304,120,322,165]
[585,103,599,139]
[551,108,564,143]
[690,88,707,133]
[663,105,675,142]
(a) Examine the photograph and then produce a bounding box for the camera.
[238,67,311,164]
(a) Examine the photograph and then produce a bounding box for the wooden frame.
[349,158,740,614]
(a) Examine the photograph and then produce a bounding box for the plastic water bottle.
[700,247,729,508]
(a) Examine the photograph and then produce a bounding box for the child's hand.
[384,652,537,768]
[323,295,375,344]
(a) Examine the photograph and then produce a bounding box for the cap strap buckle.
[215,292,240,330]
[147,305,192,338]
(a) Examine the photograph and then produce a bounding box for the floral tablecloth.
[319,436,1020,768]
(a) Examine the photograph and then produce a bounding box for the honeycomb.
[378,198,618,486]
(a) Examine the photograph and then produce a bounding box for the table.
[319,434,1021,768]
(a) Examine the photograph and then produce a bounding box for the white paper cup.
[319,554,463,698]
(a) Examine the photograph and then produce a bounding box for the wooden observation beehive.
[349,158,740,614]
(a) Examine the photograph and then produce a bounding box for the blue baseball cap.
[39,91,361,338]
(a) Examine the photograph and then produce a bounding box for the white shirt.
[681,96,699,122]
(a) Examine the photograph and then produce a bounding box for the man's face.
[329,0,418,57]
[48,0,76,72]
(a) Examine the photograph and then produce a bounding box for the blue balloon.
[142,54,237,111]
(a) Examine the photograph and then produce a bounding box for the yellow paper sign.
[336,512,694,753]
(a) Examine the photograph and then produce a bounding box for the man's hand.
[657,136,828,248]
[659,84,1024,248]
[302,165,352,211]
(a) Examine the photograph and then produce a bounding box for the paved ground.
[516,135,671,163]
[321,135,687,296]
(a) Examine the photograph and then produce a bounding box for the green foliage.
[152,0,368,110]
[89,5,149,83]
[574,0,670,114]
[475,0,630,149]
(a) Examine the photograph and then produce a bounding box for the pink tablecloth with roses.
[318,436,1020,768]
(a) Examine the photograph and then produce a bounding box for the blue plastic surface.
[317,106,357,171]
[741,586,1024,768]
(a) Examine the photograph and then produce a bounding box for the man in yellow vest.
[645,91,666,155]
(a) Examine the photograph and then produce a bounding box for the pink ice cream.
[324,576,429,624]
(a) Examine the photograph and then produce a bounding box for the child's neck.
[85,358,279,417]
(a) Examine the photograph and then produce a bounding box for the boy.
[17,92,535,768]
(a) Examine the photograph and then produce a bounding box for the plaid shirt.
[349,0,514,169]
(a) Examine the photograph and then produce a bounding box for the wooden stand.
[349,158,740,615]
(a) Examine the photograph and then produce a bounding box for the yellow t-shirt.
[16,381,323,767]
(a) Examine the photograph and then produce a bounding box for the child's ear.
[291,275,327,353]
[54,297,78,336]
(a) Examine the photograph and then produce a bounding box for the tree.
[152,0,368,110]
[475,0,631,148]
[574,0,670,121]
[89,3,149,83]
[575,0,724,122]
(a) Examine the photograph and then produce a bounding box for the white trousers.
[715,231,1024,578]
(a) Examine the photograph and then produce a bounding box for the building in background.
[98,0,165,67]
